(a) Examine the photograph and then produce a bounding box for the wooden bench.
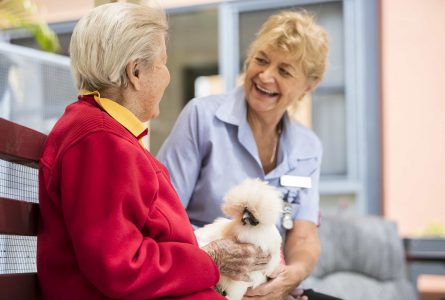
[0,117,46,300]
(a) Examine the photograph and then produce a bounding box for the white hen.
[195,178,283,300]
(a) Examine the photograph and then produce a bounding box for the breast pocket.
[289,156,319,177]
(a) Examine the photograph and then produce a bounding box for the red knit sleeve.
[59,131,222,299]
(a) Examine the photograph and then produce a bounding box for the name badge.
[280,175,312,188]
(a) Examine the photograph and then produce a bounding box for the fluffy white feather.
[195,178,283,300]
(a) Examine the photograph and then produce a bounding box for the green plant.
[0,0,60,52]
[416,222,445,238]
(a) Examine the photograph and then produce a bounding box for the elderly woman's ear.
[126,60,141,90]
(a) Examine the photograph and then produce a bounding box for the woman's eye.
[279,68,291,77]
[255,57,267,65]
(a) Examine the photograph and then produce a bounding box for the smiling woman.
[157,9,338,300]
[244,47,318,173]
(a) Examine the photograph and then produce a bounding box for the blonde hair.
[245,10,329,82]
[69,2,168,91]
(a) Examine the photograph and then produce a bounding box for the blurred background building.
[1,0,444,298]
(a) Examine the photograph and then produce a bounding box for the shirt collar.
[215,86,246,126]
[79,90,148,142]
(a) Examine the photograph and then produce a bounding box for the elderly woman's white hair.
[70,2,168,91]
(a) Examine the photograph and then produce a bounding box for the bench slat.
[0,118,46,168]
[0,273,41,300]
[0,118,45,299]
[0,197,39,236]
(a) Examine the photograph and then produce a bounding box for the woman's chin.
[248,99,278,114]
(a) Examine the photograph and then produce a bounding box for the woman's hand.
[285,288,308,300]
[202,239,270,281]
[242,264,305,300]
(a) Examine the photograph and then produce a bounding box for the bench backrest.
[0,118,46,300]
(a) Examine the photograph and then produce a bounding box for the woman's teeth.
[256,84,278,96]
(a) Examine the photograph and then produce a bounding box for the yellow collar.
[80,90,147,143]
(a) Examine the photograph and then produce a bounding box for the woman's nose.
[258,68,274,83]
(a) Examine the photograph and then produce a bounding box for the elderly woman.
[158,10,329,300]
[37,3,268,300]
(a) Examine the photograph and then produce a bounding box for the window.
[218,0,380,214]
[150,8,219,154]
[155,0,379,215]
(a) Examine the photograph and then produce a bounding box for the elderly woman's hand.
[202,239,270,281]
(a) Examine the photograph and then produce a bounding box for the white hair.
[69,2,168,91]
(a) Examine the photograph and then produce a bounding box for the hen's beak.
[242,208,259,226]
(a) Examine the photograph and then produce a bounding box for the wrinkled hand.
[242,264,303,300]
[202,239,270,281]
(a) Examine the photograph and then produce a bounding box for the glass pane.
[151,9,219,154]
[320,193,357,215]
[239,2,346,177]
[0,46,76,133]
[312,87,346,176]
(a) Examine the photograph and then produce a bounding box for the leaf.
[27,23,60,52]
[0,0,60,52]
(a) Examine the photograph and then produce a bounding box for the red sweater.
[38,97,224,300]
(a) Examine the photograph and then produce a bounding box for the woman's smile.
[254,82,280,97]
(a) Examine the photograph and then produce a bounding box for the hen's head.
[222,178,283,226]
